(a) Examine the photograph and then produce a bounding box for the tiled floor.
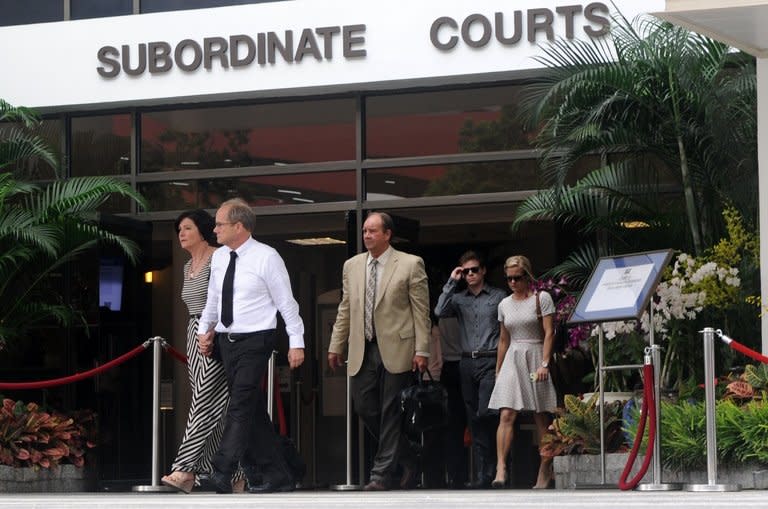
[0,489,765,509]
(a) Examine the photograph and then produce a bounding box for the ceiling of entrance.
[655,1,768,57]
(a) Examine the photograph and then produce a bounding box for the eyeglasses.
[215,222,234,228]
[461,266,481,276]
[506,275,526,282]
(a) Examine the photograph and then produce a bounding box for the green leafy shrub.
[541,394,626,457]
[624,397,768,471]
[0,399,96,469]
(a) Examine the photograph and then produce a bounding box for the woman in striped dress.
[488,255,557,489]
[161,209,243,493]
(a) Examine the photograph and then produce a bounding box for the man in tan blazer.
[328,211,430,491]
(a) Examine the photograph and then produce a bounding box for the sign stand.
[569,250,675,490]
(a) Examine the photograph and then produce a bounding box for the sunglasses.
[461,266,481,276]
[506,275,527,282]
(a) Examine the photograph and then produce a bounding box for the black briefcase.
[399,370,449,437]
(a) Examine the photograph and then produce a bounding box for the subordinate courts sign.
[0,0,662,110]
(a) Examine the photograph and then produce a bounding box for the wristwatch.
[541,361,549,368]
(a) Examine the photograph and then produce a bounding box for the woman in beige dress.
[488,255,557,489]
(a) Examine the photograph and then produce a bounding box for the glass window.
[1,118,63,180]
[0,0,63,26]
[366,160,541,200]
[140,0,285,14]
[141,99,355,172]
[139,171,355,211]
[366,86,536,158]
[71,114,132,176]
[71,0,133,19]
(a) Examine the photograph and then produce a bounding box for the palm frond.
[545,243,605,288]
[0,131,58,172]
[0,99,40,127]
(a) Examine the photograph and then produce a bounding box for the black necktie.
[221,251,237,327]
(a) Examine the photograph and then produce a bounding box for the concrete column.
[758,58,768,354]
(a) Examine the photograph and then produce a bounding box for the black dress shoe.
[248,479,295,494]
[464,478,491,489]
[363,480,389,491]
[208,471,233,494]
[399,466,419,490]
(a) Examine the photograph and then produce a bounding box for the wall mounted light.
[144,271,153,283]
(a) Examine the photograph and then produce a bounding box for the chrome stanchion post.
[133,336,174,492]
[684,327,740,492]
[331,372,361,490]
[636,304,681,491]
[598,325,606,485]
[294,377,305,489]
[267,350,276,420]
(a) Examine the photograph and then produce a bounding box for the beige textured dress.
[488,291,557,413]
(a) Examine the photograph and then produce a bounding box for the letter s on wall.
[97,46,121,78]
[584,2,610,37]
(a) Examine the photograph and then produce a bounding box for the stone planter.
[554,453,768,489]
[0,464,94,492]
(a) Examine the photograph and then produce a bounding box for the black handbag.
[399,370,449,437]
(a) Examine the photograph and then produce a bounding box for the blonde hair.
[504,255,534,281]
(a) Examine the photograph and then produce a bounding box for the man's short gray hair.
[221,198,256,232]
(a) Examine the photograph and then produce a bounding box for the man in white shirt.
[197,198,305,494]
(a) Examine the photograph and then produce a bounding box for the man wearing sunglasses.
[434,251,506,489]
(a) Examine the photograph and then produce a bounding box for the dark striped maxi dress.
[171,259,243,482]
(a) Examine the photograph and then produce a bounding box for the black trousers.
[211,330,288,479]
[459,356,498,482]
[441,360,468,486]
[350,341,414,483]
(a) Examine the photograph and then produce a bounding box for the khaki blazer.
[328,248,430,376]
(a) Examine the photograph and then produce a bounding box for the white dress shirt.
[369,246,429,358]
[198,237,305,349]
[367,246,392,294]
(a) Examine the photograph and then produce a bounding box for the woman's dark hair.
[174,209,218,247]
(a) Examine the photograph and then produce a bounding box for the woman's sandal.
[161,472,195,494]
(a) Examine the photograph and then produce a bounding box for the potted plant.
[0,398,97,492]
[542,393,631,487]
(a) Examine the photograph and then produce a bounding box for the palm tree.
[0,101,148,347]
[516,12,756,278]
[0,99,59,178]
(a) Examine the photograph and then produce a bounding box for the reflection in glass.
[139,171,355,211]
[366,160,541,200]
[141,100,354,172]
[140,0,283,13]
[366,86,536,158]
[2,119,62,180]
[71,0,132,19]
[0,0,63,26]
[71,114,132,176]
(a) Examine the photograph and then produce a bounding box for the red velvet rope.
[0,343,148,390]
[618,363,657,490]
[726,340,768,364]
[163,344,189,365]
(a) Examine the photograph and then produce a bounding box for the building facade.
[0,0,661,488]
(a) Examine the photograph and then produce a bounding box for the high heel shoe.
[491,473,507,488]
[161,472,195,493]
